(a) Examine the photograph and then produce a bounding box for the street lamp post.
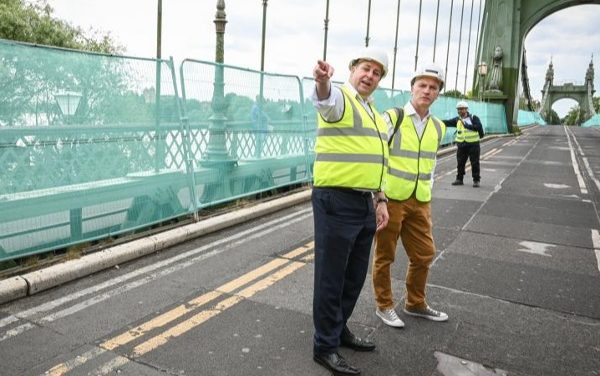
[56,90,83,238]
[365,0,372,47]
[55,91,82,124]
[202,0,235,166]
[391,0,401,91]
[259,0,268,102]
[323,0,330,60]
[260,0,268,72]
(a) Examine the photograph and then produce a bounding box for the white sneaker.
[376,308,405,328]
[403,305,448,322]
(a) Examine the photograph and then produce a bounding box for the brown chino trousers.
[372,196,436,310]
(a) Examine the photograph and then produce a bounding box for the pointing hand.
[313,60,334,83]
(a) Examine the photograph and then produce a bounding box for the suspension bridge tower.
[539,59,596,122]
[473,0,600,131]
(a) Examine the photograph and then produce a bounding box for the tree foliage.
[0,0,122,53]
[0,1,144,126]
[562,106,585,125]
[442,89,466,99]
[545,109,560,125]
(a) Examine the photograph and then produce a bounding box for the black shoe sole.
[313,356,361,376]
[340,341,376,352]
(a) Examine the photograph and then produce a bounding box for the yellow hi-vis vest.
[385,108,445,202]
[455,118,480,143]
[313,86,389,190]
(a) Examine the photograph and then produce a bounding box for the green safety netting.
[0,39,509,262]
[178,59,312,209]
[0,40,193,260]
[517,110,547,126]
[582,114,600,127]
[302,79,507,145]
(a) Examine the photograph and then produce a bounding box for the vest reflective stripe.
[316,153,389,165]
[313,86,389,190]
[387,109,403,149]
[455,119,480,143]
[390,149,437,159]
[385,111,446,202]
[318,126,387,141]
[388,168,432,181]
[431,117,445,145]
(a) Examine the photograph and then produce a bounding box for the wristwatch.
[376,197,389,204]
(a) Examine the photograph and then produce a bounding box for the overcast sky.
[45,0,600,116]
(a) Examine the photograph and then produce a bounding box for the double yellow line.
[46,241,314,375]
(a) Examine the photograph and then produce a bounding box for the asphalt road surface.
[1,125,599,376]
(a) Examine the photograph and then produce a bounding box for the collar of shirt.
[343,81,375,118]
[343,81,374,104]
[404,101,430,138]
[461,114,473,125]
[404,101,431,122]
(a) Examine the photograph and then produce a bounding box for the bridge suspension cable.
[433,0,440,63]
[415,0,423,70]
[454,0,465,91]
[444,0,454,93]
[463,0,475,94]
[521,48,535,111]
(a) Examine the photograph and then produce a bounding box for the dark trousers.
[456,142,481,182]
[312,187,375,355]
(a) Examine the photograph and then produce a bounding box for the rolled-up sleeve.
[310,85,344,122]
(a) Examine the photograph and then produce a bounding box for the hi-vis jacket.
[313,86,389,190]
[384,107,445,202]
[454,118,481,143]
[443,114,484,143]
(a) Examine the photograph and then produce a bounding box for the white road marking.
[544,183,570,189]
[39,213,311,324]
[517,241,555,257]
[0,209,312,342]
[568,129,600,193]
[564,126,588,195]
[592,229,600,273]
[43,347,107,376]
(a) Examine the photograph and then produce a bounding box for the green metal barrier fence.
[301,78,508,146]
[178,59,311,209]
[582,114,600,127]
[0,39,509,262]
[517,110,547,126]
[0,39,196,261]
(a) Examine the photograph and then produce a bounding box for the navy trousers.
[312,187,376,355]
[456,142,481,182]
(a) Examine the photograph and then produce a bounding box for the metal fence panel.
[0,40,192,260]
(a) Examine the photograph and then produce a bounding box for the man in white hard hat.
[372,64,449,330]
[443,101,485,187]
[310,48,390,376]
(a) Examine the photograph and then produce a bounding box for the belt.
[317,187,373,196]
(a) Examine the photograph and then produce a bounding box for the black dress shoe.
[313,352,361,375]
[340,327,376,352]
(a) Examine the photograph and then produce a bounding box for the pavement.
[0,190,313,304]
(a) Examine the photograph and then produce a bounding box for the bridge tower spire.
[539,58,596,123]
[538,60,554,118]
[586,57,596,116]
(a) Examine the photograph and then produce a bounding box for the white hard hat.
[456,101,469,109]
[348,48,389,78]
[411,64,445,89]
